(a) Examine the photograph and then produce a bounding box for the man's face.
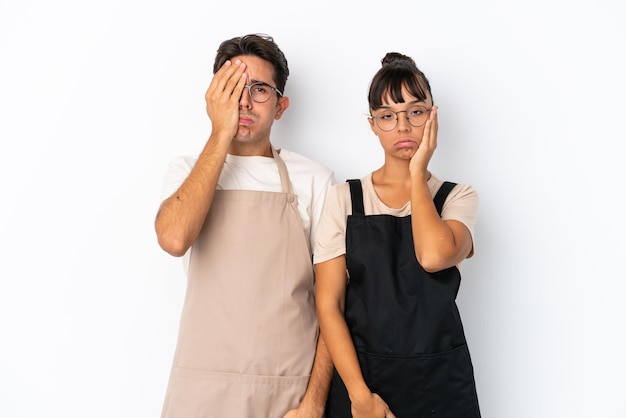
[231,54,288,152]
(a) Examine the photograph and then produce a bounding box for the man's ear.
[274,96,289,120]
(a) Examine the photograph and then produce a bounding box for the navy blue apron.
[325,179,480,417]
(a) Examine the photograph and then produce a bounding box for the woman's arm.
[315,256,393,418]
[409,107,473,272]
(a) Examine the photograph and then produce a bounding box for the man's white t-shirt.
[160,148,336,274]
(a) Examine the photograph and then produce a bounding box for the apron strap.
[346,179,365,215]
[433,181,457,216]
[347,179,457,217]
[271,144,294,195]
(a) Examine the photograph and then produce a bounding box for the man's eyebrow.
[250,79,271,86]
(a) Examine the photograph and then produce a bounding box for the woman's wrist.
[348,382,373,405]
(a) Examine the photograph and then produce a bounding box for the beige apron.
[161,146,318,418]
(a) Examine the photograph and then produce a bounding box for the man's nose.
[239,86,252,108]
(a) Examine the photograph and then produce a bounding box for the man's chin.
[236,125,253,136]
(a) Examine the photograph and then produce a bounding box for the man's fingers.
[207,60,246,102]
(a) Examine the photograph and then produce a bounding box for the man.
[155,34,335,417]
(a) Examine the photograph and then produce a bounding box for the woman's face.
[368,85,433,159]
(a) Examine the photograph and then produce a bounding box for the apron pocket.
[358,344,480,417]
[162,366,310,418]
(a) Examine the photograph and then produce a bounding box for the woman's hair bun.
[381,52,416,67]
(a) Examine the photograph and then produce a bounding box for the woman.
[314,53,481,417]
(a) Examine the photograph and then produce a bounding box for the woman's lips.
[395,139,417,148]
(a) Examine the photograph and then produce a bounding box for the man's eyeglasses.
[370,106,431,131]
[243,82,283,103]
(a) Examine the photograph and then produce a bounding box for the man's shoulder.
[169,155,198,168]
[279,148,332,175]
[163,155,198,177]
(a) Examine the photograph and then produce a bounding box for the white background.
[1,0,625,417]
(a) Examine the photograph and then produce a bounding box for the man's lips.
[239,112,255,125]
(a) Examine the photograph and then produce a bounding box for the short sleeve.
[313,182,352,265]
[441,183,479,256]
[160,156,197,201]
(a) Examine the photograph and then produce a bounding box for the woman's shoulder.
[429,173,478,201]
[327,179,352,201]
[331,173,372,197]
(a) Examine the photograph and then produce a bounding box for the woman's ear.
[368,116,376,134]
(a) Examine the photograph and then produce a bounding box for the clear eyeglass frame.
[370,106,431,131]
[243,82,283,103]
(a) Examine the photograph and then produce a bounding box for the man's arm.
[155,59,247,256]
[284,333,333,418]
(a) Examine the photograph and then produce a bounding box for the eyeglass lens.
[245,83,276,103]
[375,106,429,131]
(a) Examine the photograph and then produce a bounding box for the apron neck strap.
[270,144,294,195]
